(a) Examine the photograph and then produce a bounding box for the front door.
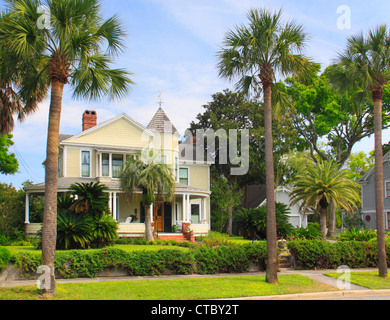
[153,202,164,232]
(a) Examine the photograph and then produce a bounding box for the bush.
[288,239,385,270]
[337,228,377,242]
[12,243,269,279]
[193,242,268,274]
[0,246,11,271]
[290,223,322,240]
[235,202,294,240]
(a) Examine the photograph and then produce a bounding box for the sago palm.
[217,7,314,284]
[290,160,360,241]
[120,158,175,241]
[335,25,390,278]
[69,182,109,216]
[0,0,133,293]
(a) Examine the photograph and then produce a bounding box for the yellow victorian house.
[25,108,211,241]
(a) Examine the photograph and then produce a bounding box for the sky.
[2,0,390,188]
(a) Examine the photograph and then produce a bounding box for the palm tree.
[217,7,314,284]
[120,158,175,241]
[335,25,390,278]
[0,0,133,293]
[69,182,109,216]
[290,160,360,241]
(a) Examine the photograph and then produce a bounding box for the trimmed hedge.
[0,246,11,272]
[288,240,387,270]
[13,243,268,279]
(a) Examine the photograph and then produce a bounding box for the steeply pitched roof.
[147,107,179,134]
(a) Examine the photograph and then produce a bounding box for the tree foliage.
[0,134,18,175]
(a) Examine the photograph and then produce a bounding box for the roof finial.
[157,90,163,108]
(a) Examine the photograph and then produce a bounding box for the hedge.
[288,240,388,270]
[13,243,268,279]
[0,246,11,272]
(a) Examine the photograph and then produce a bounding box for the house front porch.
[24,179,211,240]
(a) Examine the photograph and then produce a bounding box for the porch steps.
[157,233,191,242]
[278,249,293,269]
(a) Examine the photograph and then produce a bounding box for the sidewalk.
[2,268,390,299]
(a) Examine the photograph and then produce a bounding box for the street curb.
[220,289,390,300]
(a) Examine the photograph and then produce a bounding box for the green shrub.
[193,242,268,274]
[337,228,377,242]
[12,243,269,278]
[0,246,11,271]
[290,223,322,240]
[288,240,384,270]
[235,202,294,240]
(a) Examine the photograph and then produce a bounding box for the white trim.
[386,211,390,229]
[385,180,390,198]
[25,193,30,224]
[63,146,67,177]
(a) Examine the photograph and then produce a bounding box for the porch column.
[201,197,207,224]
[112,192,117,221]
[25,192,30,224]
[186,194,191,222]
[108,192,112,212]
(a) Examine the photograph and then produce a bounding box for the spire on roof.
[147,107,179,134]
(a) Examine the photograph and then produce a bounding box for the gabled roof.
[358,151,390,184]
[61,113,154,144]
[147,107,179,135]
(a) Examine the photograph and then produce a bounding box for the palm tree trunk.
[320,206,328,241]
[41,80,64,294]
[226,204,233,236]
[327,199,336,238]
[145,204,154,241]
[263,83,278,285]
[373,90,388,278]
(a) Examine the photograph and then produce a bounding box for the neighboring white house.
[259,186,313,228]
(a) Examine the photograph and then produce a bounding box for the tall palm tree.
[217,7,314,284]
[336,25,390,278]
[120,158,175,241]
[290,160,361,241]
[0,0,133,293]
[0,18,48,134]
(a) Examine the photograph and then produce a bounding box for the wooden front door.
[153,202,164,232]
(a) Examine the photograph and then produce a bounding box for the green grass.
[324,271,390,290]
[4,244,189,257]
[0,274,336,300]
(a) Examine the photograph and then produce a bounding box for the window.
[179,168,188,185]
[386,182,390,198]
[81,151,90,177]
[112,154,123,178]
[191,204,200,224]
[387,212,390,230]
[102,153,109,177]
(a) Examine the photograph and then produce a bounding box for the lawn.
[324,271,390,290]
[0,274,336,300]
[5,244,189,257]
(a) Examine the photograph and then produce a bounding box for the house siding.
[65,118,150,149]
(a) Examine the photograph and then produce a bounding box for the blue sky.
[2,0,390,188]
